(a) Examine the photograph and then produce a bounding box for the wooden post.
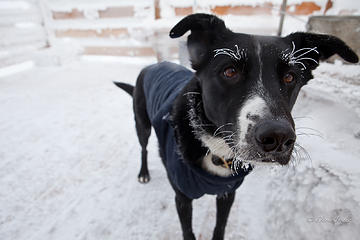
[277,0,287,36]
[324,0,333,15]
[37,0,55,47]
[154,0,160,19]
[193,0,197,13]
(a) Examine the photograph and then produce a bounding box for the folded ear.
[169,13,226,38]
[169,14,229,70]
[285,32,358,70]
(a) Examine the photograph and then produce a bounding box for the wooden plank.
[287,2,321,15]
[211,3,273,16]
[175,7,193,16]
[55,28,128,38]
[83,46,156,56]
[0,38,47,50]
[0,26,46,47]
[52,6,135,20]
[98,6,134,18]
[52,9,84,20]
[0,8,42,26]
[0,13,42,27]
[0,42,46,56]
[0,42,46,68]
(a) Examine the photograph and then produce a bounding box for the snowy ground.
[0,57,360,240]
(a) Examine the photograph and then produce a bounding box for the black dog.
[114,14,358,240]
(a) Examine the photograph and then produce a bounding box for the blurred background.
[0,0,359,72]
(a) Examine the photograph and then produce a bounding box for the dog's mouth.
[260,155,291,165]
[206,128,295,173]
[261,158,276,163]
[229,143,294,172]
[230,155,291,173]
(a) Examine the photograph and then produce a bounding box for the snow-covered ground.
[0,57,359,240]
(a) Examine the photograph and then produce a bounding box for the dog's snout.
[255,120,295,153]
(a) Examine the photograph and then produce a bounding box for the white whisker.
[294,47,319,58]
[295,57,318,65]
[213,44,246,61]
[213,123,233,137]
[293,61,307,70]
[292,47,319,57]
[290,41,296,55]
[214,130,233,137]
[281,41,319,70]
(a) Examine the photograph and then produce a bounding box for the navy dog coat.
[143,61,251,199]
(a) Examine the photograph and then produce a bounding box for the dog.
[114,14,358,240]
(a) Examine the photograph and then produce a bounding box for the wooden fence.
[0,0,48,67]
[47,0,330,60]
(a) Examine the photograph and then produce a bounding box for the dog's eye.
[223,67,238,79]
[283,73,294,84]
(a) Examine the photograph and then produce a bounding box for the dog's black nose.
[255,120,295,153]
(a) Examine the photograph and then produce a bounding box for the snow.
[0,56,359,240]
[0,1,31,10]
[14,22,38,29]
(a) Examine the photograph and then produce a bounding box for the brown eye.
[283,73,294,83]
[224,67,238,78]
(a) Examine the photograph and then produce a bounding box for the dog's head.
[170,14,358,168]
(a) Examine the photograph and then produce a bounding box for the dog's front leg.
[212,192,236,240]
[175,192,196,240]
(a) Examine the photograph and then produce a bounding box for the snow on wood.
[0,60,34,78]
[0,9,43,27]
[0,0,48,68]
[0,26,46,47]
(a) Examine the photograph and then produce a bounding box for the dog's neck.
[185,88,235,161]
[171,78,234,168]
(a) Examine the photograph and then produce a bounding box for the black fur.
[113,82,134,96]
[114,14,358,240]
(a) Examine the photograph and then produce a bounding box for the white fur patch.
[256,41,263,88]
[201,153,232,177]
[238,95,268,144]
[200,134,234,159]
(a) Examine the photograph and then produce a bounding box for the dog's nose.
[255,120,296,153]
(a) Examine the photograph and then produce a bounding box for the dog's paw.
[138,174,150,184]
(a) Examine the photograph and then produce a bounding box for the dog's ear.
[169,13,226,38]
[170,14,228,70]
[285,32,358,70]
